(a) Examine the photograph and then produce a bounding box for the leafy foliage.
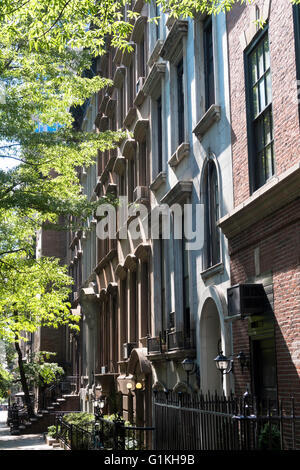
[14,351,65,387]
[0,363,12,399]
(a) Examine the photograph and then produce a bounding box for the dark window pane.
[204,17,215,111]
[177,58,185,145]
[157,96,163,173]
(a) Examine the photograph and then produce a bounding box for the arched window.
[204,159,220,269]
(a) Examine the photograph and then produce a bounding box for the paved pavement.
[0,410,59,450]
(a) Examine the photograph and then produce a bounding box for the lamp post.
[181,358,200,387]
[214,351,233,387]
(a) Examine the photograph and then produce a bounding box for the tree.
[1,0,299,415]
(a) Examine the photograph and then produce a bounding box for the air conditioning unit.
[123,342,137,360]
[227,284,266,318]
[133,185,149,202]
[136,77,145,94]
[101,366,108,374]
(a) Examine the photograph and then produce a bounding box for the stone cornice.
[122,138,137,160]
[218,162,300,239]
[134,243,151,262]
[193,105,221,141]
[124,254,138,271]
[133,0,144,13]
[105,98,116,119]
[150,171,167,192]
[148,40,164,68]
[168,142,190,168]
[121,42,136,67]
[160,180,193,206]
[113,66,126,88]
[134,88,146,108]
[113,48,123,67]
[133,119,149,142]
[94,249,118,273]
[113,156,126,175]
[123,106,137,129]
[131,16,147,43]
[142,62,166,97]
[115,264,127,280]
[160,20,188,63]
[100,94,110,113]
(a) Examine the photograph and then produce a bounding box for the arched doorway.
[200,297,222,394]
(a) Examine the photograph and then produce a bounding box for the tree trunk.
[14,340,34,418]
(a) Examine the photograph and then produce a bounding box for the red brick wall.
[227,0,300,207]
[227,0,300,403]
[230,199,300,402]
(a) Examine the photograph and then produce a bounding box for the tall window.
[159,233,166,336]
[182,216,190,337]
[246,30,274,192]
[157,96,163,173]
[128,62,135,110]
[139,141,147,186]
[177,58,185,145]
[155,3,161,40]
[204,17,215,111]
[293,4,300,119]
[204,160,220,269]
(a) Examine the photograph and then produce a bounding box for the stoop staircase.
[19,394,80,434]
[10,377,80,435]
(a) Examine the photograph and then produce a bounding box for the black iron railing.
[153,390,300,450]
[55,414,154,450]
[166,330,195,351]
[147,333,163,355]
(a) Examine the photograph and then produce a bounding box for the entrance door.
[252,337,277,406]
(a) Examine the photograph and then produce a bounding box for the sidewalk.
[0,410,60,450]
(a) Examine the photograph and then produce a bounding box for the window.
[182,216,190,337]
[177,58,185,145]
[128,158,136,203]
[155,3,161,41]
[204,160,220,269]
[159,233,166,335]
[128,62,135,110]
[246,30,274,192]
[139,141,148,186]
[157,96,163,173]
[119,84,125,127]
[203,17,215,111]
[293,4,300,119]
[140,262,150,338]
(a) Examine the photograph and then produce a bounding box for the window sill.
[193,104,221,141]
[201,262,224,281]
[150,171,167,192]
[168,142,190,168]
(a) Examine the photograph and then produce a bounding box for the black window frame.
[293,4,300,120]
[244,26,275,194]
[157,95,163,173]
[177,58,185,146]
[204,159,220,270]
[203,16,215,112]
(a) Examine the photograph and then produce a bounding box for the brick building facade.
[220,0,300,406]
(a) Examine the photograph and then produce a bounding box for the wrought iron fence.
[153,391,300,450]
[55,414,154,450]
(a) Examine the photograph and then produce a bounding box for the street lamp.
[181,358,200,387]
[214,351,233,387]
